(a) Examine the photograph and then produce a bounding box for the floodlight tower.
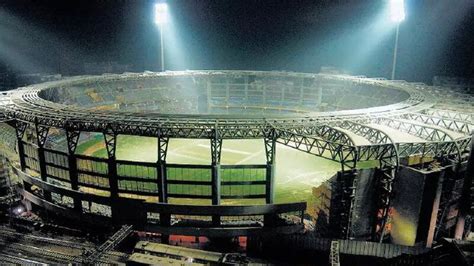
[390,0,405,80]
[155,2,168,72]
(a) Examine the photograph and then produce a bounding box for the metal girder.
[402,113,473,135]
[374,116,468,162]
[103,130,117,158]
[68,118,266,139]
[81,224,133,264]
[34,119,49,148]
[345,170,359,239]
[279,123,355,147]
[157,130,169,163]
[210,127,222,165]
[263,127,276,164]
[374,163,396,242]
[273,126,358,169]
[372,117,452,142]
[66,130,81,154]
[15,120,28,140]
[397,139,469,161]
[335,121,393,145]
[423,109,473,124]
[272,122,402,168]
[330,120,397,163]
[356,144,397,163]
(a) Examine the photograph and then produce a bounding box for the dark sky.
[0,0,473,83]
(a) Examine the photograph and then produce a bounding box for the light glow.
[14,206,25,215]
[154,3,169,25]
[390,0,406,23]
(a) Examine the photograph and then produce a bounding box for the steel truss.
[402,113,473,135]
[66,130,80,154]
[423,109,473,124]
[157,130,169,203]
[80,224,133,264]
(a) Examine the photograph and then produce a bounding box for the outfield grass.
[76,135,344,204]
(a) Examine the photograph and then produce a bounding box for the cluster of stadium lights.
[154,1,405,79]
[390,0,405,80]
[155,3,168,72]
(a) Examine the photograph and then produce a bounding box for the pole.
[160,26,164,72]
[391,23,400,80]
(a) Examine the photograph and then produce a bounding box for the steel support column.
[264,128,276,204]
[66,130,82,212]
[263,127,278,226]
[426,171,445,247]
[211,131,222,205]
[35,119,51,201]
[374,145,398,242]
[211,127,222,226]
[15,120,27,171]
[455,134,474,239]
[157,132,169,203]
[103,131,118,199]
[373,165,396,242]
[14,120,30,193]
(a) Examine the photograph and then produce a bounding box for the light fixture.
[154,3,169,25]
[390,0,406,23]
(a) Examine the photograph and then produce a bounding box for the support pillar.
[35,120,51,201]
[66,130,82,212]
[455,134,474,239]
[14,120,29,204]
[264,128,276,204]
[104,131,119,200]
[263,128,277,227]
[426,171,445,247]
[210,130,222,205]
[374,167,395,242]
[211,128,222,226]
[15,121,27,171]
[157,132,169,203]
[157,132,171,243]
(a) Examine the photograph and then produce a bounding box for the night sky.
[0,0,473,83]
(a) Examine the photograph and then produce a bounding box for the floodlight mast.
[155,3,168,72]
[390,0,405,80]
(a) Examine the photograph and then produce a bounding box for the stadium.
[0,69,472,254]
[0,0,473,264]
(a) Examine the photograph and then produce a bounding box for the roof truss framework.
[402,113,473,135]
[0,71,471,167]
[372,117,452,142]
[423,109,473,124]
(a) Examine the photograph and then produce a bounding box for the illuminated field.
[75,134,341,204]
